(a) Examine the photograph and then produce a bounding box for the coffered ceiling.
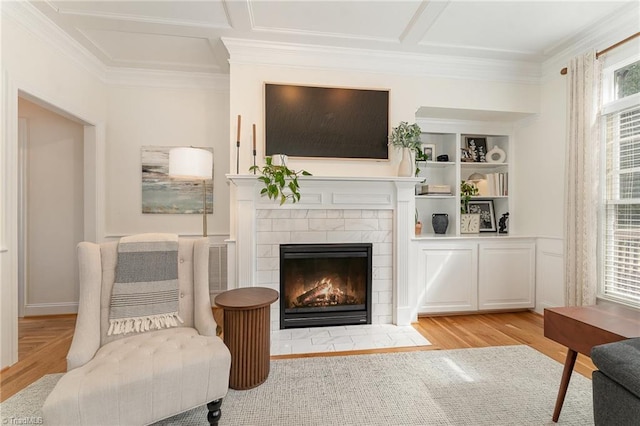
[30,0,635,75]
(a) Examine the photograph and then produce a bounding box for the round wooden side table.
[214,287,279,390]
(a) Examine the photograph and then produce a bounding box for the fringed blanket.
[108,233,183,336]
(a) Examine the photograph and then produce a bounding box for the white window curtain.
[564,50,602,306]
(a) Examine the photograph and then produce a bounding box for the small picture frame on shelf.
[460,147,474,162]
[420,144,436,161]
[467,200,496,232]
[465,137,488,162]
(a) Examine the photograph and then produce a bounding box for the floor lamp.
[169,147,213,237]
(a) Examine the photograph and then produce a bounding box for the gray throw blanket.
[108,234,183,336]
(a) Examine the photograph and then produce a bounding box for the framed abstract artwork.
[141,146,213,214]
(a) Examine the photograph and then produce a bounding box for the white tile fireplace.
[226,175,421,331]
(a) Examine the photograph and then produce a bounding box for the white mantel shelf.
[226,174,422,183]
[226,174,422,326]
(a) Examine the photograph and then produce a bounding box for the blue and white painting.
[142,146,213,214]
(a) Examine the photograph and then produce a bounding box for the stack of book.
[421,184,452,195]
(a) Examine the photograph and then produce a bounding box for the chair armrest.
[193,238,217,336]
[67,242,102,370]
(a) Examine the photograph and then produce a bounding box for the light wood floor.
[0,311,595,403]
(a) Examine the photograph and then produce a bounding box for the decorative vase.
[415,222,423,235]
[432,213,449,234]
[486,145,506,163]
[397,147,413,177]
[271,154,288,166]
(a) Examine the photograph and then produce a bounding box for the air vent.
[209,244,227,294]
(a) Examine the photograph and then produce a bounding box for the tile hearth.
[271,324,431,356]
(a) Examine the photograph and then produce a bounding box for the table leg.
[552,348,578,422]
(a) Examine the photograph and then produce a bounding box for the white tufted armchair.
[42,235,231,425]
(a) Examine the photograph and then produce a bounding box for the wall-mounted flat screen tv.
[265,84,389,160]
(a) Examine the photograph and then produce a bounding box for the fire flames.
[293,277,358,307]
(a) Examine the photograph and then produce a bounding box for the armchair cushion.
[43,328,230,425]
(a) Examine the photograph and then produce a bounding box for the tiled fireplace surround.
[227,175,420,332]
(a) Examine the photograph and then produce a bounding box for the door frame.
[1,75,105,368]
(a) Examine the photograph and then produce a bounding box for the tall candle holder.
[236,114,241,174]
[252,123,257,174]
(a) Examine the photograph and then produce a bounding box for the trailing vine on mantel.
[249,156,312,205]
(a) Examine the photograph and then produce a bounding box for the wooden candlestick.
[252,124,257,172]
[252,124,256,150]
[236,115,241,174]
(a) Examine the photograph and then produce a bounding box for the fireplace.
[279,243,372,329]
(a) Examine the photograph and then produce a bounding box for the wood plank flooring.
[0,311,595,403]
[0,315,76,402]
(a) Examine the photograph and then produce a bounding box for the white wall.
[226,59,540,246]
[513,75,567,238]
[1,2,231,369]
[229,62,541,179]
[513,0,638,311]
[1,2,107,368]
[19,97,84,315]
[105,86,230,238]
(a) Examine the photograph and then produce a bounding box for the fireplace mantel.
[226,174,422,326]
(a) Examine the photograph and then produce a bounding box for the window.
[615,61,640,99]
[601,58,640,307]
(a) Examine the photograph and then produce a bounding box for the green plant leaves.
[251,156,311,205]
[460,180,479,213]
[389,121,422,150]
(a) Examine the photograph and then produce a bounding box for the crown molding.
[222,37,541,85]
[55,7,231,30]
[3,0,107,81]
[105,68,229,91]
[3,1,231,91]
[541,2,640,82]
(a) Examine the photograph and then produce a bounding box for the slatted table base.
[223,305,272,390]
[214,287,279,391]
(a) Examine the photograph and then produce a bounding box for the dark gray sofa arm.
[591,337,640,425]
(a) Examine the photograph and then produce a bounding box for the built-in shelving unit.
[410,110,537,315]
[413,118,513,237]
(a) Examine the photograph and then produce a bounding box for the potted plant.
[389,121,421,177]
[249,156,312,205]
[460,180,480,233]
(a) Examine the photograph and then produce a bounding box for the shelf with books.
[413,122,512,237]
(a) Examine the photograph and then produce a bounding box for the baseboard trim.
[23,302,78,316]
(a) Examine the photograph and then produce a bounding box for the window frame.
[598,53,640,308]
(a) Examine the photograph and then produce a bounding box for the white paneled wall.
[535,237,564,313]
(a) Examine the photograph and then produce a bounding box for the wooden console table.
[544,304,640,422]
[214,287,279,390]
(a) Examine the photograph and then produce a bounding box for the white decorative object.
[398,147,413,177]
[486,146,506,163]
[271,154,288,166]
[460,213,480,234]
[169,147,214,236]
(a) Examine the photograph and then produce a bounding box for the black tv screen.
[265,84,389,159]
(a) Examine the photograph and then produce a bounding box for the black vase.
[432,213,449,234]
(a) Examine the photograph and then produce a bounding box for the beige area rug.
[1,346,593,425]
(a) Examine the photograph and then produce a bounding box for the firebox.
[279,243,372,329]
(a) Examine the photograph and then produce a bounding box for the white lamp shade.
[169,147,213,179]
[467,172,486,182]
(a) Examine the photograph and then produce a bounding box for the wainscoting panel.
[535,237,564,314]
